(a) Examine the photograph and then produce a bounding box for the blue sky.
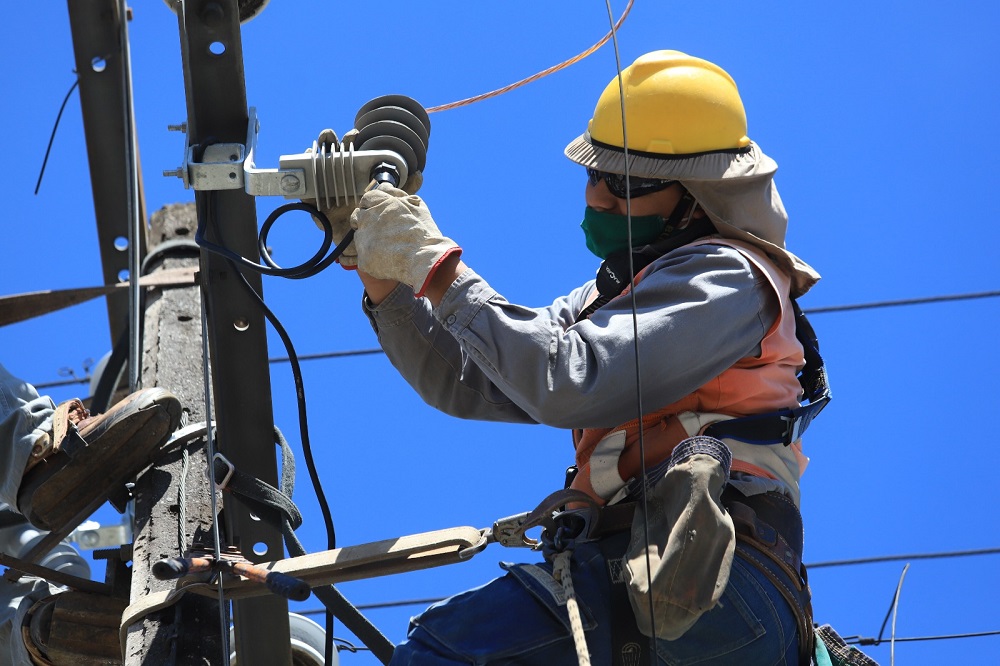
[3,1,999,664]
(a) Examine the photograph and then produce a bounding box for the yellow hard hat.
[587,50,750,156]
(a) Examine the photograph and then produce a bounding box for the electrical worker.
[319,50,829,664]
[0,362,181,664]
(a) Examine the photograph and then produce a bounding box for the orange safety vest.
[570,238,807,505]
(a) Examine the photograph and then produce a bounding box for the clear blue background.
[2,2,999,664]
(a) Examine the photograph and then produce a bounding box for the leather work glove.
[625,436,735,640]
[350,184,461,297]
[302,129,423,270]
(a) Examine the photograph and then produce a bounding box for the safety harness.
[575,195,831,447]
[561,198,831,665]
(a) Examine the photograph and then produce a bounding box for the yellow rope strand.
[553,551,593,666]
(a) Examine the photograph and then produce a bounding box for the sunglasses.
[587,168,675,199]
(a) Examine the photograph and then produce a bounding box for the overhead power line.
[802,290,1000,315]
[29,288,1000,390]
[807,546,1000,569]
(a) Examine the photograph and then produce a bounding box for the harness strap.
[211,453,303,530]
[734,542,814,666]
[209,427,396,664]
[705,301,831,446]
[597,530,651,666]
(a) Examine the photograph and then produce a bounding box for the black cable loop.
[202,190,342,665]
[201,189,337,538]
[140,238,201,274]
[189,136,348,281]
[195,199,344,279]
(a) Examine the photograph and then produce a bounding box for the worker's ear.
[624,436,735,640]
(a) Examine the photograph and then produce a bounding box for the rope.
[425,0,634,113]
[178,447,189,553]
[199,291,232,664]
[552,551,592,666]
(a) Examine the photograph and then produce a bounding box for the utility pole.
[125,203,225,664]
[65,0,292,660]
[63,0,237,660]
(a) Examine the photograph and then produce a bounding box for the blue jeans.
[391,541,800,665]
[0,363,55,511]
[0,364,58,665]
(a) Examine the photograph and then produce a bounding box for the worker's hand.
[625,436,735,641]
[350,184,461,297]
[302,129,424,270]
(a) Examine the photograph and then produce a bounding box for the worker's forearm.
[359,256,466,307]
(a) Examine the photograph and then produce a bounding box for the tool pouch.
[624,436,735,640]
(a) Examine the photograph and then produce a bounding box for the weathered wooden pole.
[125,203,226,664]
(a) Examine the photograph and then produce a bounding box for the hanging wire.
[425,0,634,113]
[889,564,909,665]
[600,1,659,659]
[34,76,79,195]
[870,564,911,666]
[200,190,340,665]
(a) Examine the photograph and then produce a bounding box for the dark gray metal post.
[65,0,148,347]
[174,2,293,664]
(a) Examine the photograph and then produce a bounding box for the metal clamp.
[211,452,235,492]
[458,511,540,560]
[169,107,408,202]
[490,511,540,549]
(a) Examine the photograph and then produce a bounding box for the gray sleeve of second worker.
[363,243,779,429]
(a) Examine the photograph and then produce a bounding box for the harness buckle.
[211,453,235,491]
[780,413,804,444]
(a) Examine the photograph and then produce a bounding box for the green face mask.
[580,207,667,259]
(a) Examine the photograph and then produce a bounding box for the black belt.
[597,530,653,666]
[722,488,814,666]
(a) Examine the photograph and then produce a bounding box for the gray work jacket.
[363,241,779,432]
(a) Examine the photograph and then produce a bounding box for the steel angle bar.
[0,267,197,327]
[172,1,291,664]
[65,0,148,347]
